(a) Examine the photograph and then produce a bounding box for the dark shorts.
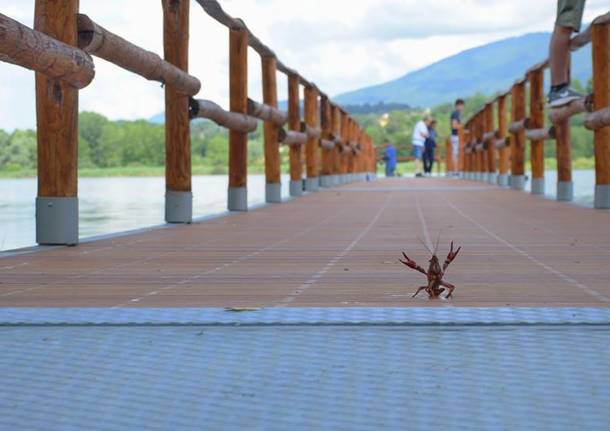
[556,0,586,32]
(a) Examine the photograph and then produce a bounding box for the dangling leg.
[440,281,456,299]
[412,286,428,298]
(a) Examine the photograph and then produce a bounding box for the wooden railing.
[455,11,610,208]
[0,1,377,246]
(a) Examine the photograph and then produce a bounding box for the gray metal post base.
[36,197,78,245]
[305,177,319,192]
[511,175,525,190]
[228,187,248,212]
[557,181,573,202]
[265,183,282,204]
[165,191,192,224]
[531,178,545,195]
[477,172,485,182]
[320,176,333,188]
[290,180,303,197]
[487,173,497,185]
[595,184,610,209]
[497,174,509,187]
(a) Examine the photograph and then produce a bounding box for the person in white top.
[412,115,431,177]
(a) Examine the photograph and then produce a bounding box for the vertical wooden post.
[592,21,610,208]
[528,69,545,195]
[478,113,487,181]
[228,27,248,211]
[35,0,80,245]
[485,103,496,184]
[445,136,453,175]
[464,128,471,179]
[320,96,333,187]
[341,113,350,183]
[262,55,281,203]
[555,120,573,200]
[331,106,342,186]
[163,0,192,222]
[497,95,510,187]
[304,85,319,191]
[458,123,466,175]
[288,73,302,196]
[511,82,526,189]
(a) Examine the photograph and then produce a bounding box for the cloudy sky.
[1,0,608,130]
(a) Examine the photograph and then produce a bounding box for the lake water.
[0,171,596,252]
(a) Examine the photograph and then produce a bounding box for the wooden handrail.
[77,14,201,95]
[247,98,287,126]
[301,122,322,139]
[508,119,529,134]
[526,127,556,141]
[585,107,610,131]
[0,13,95,89]
[549,95,594,124]
[189,98,257,132]
[280,129,307,147]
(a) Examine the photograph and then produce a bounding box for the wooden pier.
[2,177,610,308]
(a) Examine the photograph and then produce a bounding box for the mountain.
[334,32,593,108]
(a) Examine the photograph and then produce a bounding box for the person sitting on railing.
[412,115,431,178]
[382,140,397,177]
[449,99,465,176]
[548,0,586,108]
[423,120,438,177]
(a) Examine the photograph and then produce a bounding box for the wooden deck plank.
[1,177,610,308]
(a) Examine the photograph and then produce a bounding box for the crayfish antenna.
[417,237,433,254]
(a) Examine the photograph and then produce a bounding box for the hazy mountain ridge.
[334,32,593,108]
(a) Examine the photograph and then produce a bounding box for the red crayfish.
[400,240,461,299]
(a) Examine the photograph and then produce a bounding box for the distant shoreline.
[0,158,596,179]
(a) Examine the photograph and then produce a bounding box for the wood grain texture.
[163,0,191,193]
[528,69,545,180]
[304,86,319,178]
[287,74,302,181]
[35,0,79,198]
[261,56,280,185]
[79,13,200,95]
[320,96,334,176]
[485,103,496,174]
[592,23,610,184]
[0,12,94,88]
[497,95,510,176]
[229,28,248,188]
[511,83,526,176]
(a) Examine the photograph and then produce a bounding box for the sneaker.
[548,86,583,108]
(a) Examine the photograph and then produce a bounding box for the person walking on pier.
[423,120,437,176]
[382,140,397,177]
[548,0,586,107]
[412,115,431,177]
[449,99,464,176]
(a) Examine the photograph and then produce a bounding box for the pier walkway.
[2,177,610,308]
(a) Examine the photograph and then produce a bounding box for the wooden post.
[478,113,487,181]
[592,20,610,208]
[35,0,80,245]
[262,55,281,203]
[485,103,496,184]
[288,73,302,196]
[340,114,349,182]
[497,95,510,187]
[445,137,452,175]
[332,106,342,185]
[320,96,333,187]
[528,69,545,195]
[228,27,248,211]
[511,82,527,189]
[304,85,319,191]
[458,123,465,175]
[163,0,192,222]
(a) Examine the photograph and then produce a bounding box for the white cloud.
[0,0,608,130]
